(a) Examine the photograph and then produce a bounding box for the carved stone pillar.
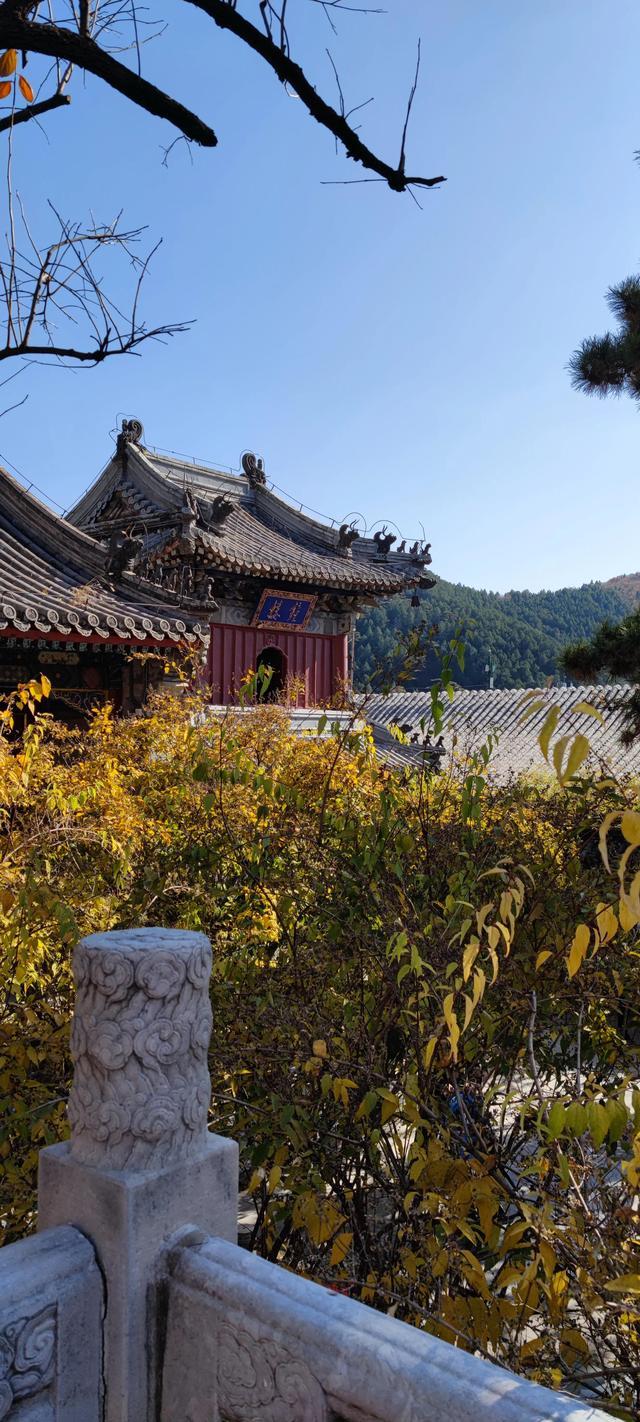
[67,928,213,1171]
[38,928,238,1422]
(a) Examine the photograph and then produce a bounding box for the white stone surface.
[163,1236,612,1422]
[0,1224,102,1421]
[38,927,239,1422]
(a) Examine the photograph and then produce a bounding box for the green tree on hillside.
[355,580,628,691]
[562,608,640,744]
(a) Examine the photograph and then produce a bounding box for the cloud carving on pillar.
[66,928,213,1170]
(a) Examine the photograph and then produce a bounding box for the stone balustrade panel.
[0,1225,102,1422]
[161,1235,609,1422]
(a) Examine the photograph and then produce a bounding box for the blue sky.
[1,0,638,592]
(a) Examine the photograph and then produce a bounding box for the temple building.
[0,464,205,719]
[67,419,434,707]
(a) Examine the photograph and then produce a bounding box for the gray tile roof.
[364,686,640,781]
[69,444,432,596]
[0,468,205,645]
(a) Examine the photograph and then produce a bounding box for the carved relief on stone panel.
[0,1304,56,1419]
[217,1325,328,1422]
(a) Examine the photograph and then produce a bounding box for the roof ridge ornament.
[117,417,144,454]
[241,451,266,488]
[337,522,360,558]
[106,530,144,578]
[373,526,397,559]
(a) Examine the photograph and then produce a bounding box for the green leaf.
[587,1100,609,1150]
[605,1098,628,1145]
[564,1102,587,1137]
[547,1101,565,1141]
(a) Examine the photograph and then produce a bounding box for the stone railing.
[1,928,611,1421]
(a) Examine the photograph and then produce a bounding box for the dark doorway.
[256,647,287,701]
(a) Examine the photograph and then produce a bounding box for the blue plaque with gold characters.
[252,590,317,632]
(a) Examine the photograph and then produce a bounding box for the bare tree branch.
[0,12,218,146]
[0,91,70,134]
[398,36,420,177]
[0,201,192,369]
[184,0,445,192]
[0,1,444,192]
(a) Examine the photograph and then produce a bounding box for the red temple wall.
[206,624,348,706]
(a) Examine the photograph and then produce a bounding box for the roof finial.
[117,417,144,451]
[241,451,266,488]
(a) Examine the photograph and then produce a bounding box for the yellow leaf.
[567,923,590,979]
[476,904,492,934]
[487,942,499,984]
[535,949,552,969]
[539,1239,556,1277]
[560,1327,589,1357]
[539,706,559,762]
[497,921,512,955]
[422,1036,438,1072]
[547,1269,568,1322]
[520,1337,545,1359]
[605,1274,640,1295]
[574,701,604,723]
[267,1164,282,1192]
[312,1039,327,1058]
[471,966,486,1011]
[621,810,640,846]
[598,811,618,872]
[443,992,460,1061]
[564,733,590,781]
[623,868,640,921]
[330,1230,352,1266]
[0,50,17,76]
[595,903,618,944]
[432,1246,448,1277]
[462,939,479,982]
[620,898,640,932]
[379,1091,400,1126]
[247,1169,263,1194]
[552,734,570,782]
[292,1191,344,1245]
[18,74,34,102]
[500,1219,530,1256]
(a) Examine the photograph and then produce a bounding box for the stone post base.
[38,1133,238,1422]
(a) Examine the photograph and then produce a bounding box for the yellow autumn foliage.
[1,675,639,1415]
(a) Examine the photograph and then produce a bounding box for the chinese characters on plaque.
[252,590,317,633]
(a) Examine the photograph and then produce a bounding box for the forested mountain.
[603,573,640,609]
[355,578,629,690]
